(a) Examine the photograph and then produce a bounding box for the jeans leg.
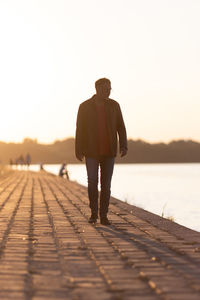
[100,157,114,218]
[85,157,99,217]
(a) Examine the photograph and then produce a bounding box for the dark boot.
[100,216,111,225]
[88,213,98,224]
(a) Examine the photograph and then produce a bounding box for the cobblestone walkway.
[0,171,200,300]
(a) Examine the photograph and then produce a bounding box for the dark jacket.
[75,95,127,158]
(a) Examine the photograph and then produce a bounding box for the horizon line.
[0,137,200,145]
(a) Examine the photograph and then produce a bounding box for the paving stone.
[0,171,200,299]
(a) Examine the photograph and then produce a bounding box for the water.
[24,163,200,232]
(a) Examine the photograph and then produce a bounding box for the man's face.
[96,83,111,98]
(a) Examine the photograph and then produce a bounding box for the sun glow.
[0,0,200,143]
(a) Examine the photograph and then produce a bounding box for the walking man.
[75,78,127,225]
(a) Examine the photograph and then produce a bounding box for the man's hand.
[120,148,127,157]
[76,154,84,162]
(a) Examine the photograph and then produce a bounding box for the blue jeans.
[85,157,115,218]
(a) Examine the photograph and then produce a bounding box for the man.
[75,78,127,225]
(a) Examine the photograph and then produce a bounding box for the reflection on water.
[16,163,200,232]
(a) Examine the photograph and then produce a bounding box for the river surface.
[20,163,200,232]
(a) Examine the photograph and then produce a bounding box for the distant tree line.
[121,139,200,163]
[0,137,200,164]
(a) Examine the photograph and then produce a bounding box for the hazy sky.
[0,0,200,143]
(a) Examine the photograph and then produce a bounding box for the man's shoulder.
[79,96,95,107]
[108,98,121,109]
[109,98,119,105]
[79,96,120,108]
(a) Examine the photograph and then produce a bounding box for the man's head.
[95,78,111,98]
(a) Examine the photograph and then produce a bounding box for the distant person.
[40,163,44,171]
[9,159,13,166]
[18,155,25,169]
[15,158,19,166]
[26,153,31,168]
[75,78,127,225]
[59,163,69,179]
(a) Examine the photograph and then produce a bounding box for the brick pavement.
[0,171,200,300]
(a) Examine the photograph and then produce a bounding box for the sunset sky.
[0,0,200,144]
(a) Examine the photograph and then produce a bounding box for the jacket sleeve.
[75,104,84,158]
[116,103,128,152]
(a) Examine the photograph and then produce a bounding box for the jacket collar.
[92,94,110,103]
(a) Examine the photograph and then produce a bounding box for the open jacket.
[75,95,128,158]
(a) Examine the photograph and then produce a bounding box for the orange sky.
[0,0,200,143]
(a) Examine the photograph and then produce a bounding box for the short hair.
[95,78,111,89]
